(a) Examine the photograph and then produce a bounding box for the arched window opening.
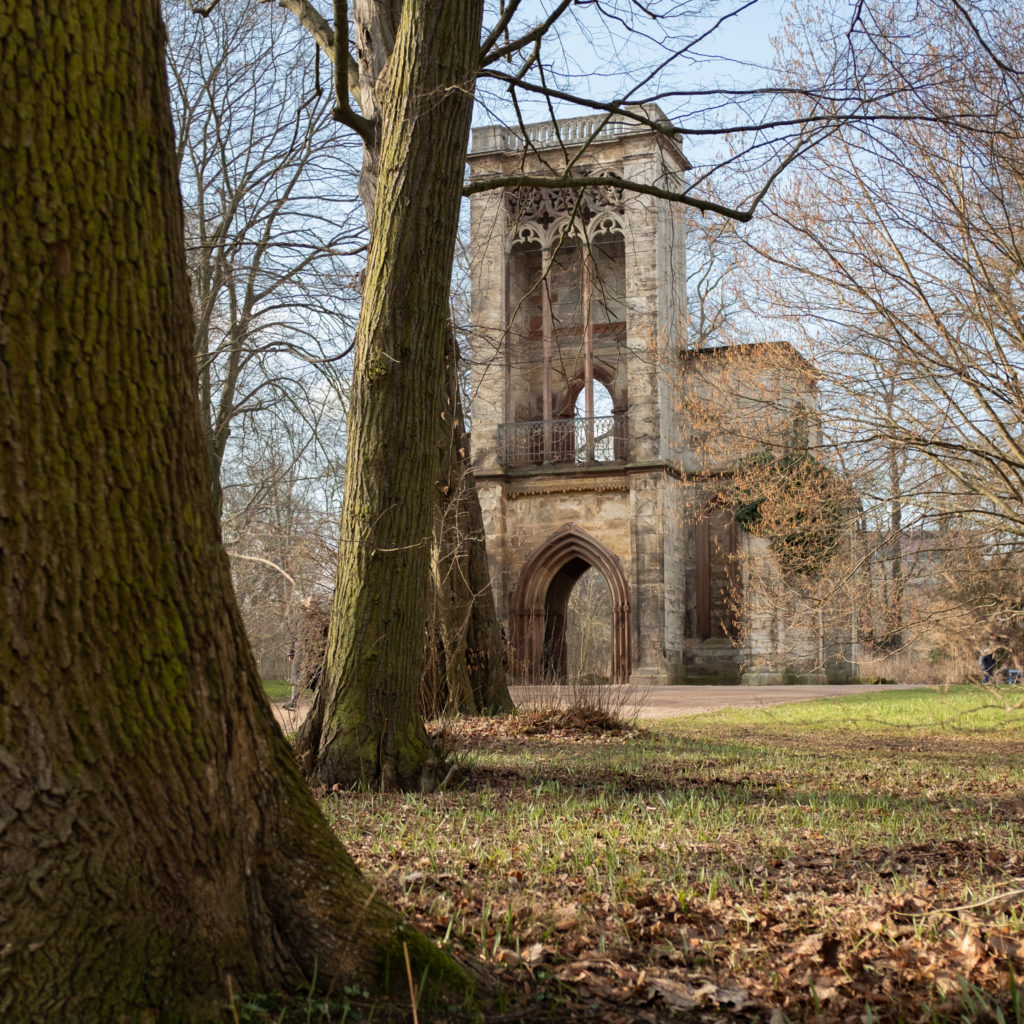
[498,190,629,468]
[573,379,617,462]
[548,235,584,339]
[590,232,626,328]
[506,239,545,427]
[565,567,613,682]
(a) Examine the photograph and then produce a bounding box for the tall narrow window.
[695,505,740,640]
[503,187,627,466]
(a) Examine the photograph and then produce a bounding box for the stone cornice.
[504,475,630,500]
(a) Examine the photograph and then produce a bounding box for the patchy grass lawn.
[262,678,292,702]
[316,687,1023,1023]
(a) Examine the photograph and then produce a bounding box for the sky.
[474,1,789,119]
[471,0,800,174]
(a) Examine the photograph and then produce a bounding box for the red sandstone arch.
[510,524,631,684]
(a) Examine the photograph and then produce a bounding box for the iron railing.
[498,414,628,468]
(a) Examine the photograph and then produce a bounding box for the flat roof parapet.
[471,103,684,160]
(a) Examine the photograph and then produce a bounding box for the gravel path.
[511,682,921,719]
[270,682,919,730]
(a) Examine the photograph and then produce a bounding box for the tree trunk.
[0,0,467,1017]
[423,332,514,716]
[446,337,514,714]
[297,0,485,788]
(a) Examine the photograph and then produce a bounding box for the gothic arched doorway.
[510,524,631,683]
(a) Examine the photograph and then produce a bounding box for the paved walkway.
[271,682,917,730]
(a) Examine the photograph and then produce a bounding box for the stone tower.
[466,108,857,685]
[466,106,692,685]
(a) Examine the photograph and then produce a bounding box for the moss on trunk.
[0,0,473,1017]
[297,0,487,788]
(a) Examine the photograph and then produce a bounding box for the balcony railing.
[498,414,629,468]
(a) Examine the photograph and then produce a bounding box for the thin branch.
[227,551,297,586]
[482,0,575,66]
[478,0,526,62]
[951,0,1024,78]
[482,69,995,139]
[331,0,375,144]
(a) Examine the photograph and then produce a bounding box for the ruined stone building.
[466,108,858,684]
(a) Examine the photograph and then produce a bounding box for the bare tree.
[166,0,364,515]
[747,0,1024,660]
[221,395,345,676]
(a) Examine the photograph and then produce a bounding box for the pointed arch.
[510,524,631,684]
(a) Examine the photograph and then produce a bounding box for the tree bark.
[296,0,486,788]
[444,336,514,714]
[423,332,514,716]
[0,0,467,1017]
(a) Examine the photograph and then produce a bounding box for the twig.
[403,941,419,1024]
[904,883,1024,917]
[225,551,296,585]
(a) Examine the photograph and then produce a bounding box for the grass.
[263,678,292,702]
[310,686,1024,1023]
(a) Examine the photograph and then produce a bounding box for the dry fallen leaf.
[809,978,838,1002]
[714,985,750,1009]
[646,977,701,1010]
[795,932,824,956]
[523,942,549,966]
[553,903,579,931]
[958,927,986,972]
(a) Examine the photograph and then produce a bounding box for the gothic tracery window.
[504,180,628,464]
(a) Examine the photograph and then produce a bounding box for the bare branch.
[465,170,757,221]
[478,0,525,62]
[331,0,375,143]
[226,551,297,586]
[482,0,574,66]
[951,0,1024,78]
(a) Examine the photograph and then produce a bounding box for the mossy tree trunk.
[296,0,487,788]
[426,331,513,716]
[0,0,467,1018]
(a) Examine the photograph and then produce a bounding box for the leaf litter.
[321,703,1024,1022]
